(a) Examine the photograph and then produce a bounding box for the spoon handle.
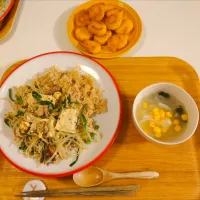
[113,171,159,179]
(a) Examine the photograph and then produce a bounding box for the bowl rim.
[67,0,143,59]
[0,51,123,177]
[0,0,15,21]
[132,82,199,145]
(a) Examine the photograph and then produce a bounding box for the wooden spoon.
[73,166,159,187]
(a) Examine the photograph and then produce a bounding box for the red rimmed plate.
[0,51,122,178]
[0,0,15,21]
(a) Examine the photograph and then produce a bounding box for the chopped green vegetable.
[81,114,87,133]
[158,91,170,98]
[81,104,87,133]
[69,154,79,167]
[36,106,39,110]
[175,106,184,115]
[32,91,54,109]
[16,96,23,105]
[16,110,24,117]
[82,138,91,144]
[67,95,80,105]
[9,88,15,102]
[94,125,99,130]
[90,132,95,139]
[32,91,42,99]
[4,118,10,127]
[19,142,27,152]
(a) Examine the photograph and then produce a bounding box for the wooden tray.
[0,0,20,40]
[0,57,200,200]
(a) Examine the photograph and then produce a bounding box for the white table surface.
[0,0,200,77]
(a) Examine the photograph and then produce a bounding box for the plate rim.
[0,51,122,178]
[67,0,143,59]
[0,0,15,21]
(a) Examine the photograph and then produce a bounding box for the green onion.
[16,110,24,117]
[94,125,99,130]
[69,154,79,167]
[4,118,10,127]
[90,132,95,139]
[32,91,42,99]
[9,88,15,102]
[67,95,80,105]
[81,114,87,133]
[16,96,23,105]
[32,91,54,109]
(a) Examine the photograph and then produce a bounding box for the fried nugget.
[105,8,123,30]
[88,3,105,21]
[115,19,134,34]
[94,30,112,45]
[82,40,101,54]
[107,34,128,52]
[75,27,92,42]
[75,10,90,27]
[88,21,107,36]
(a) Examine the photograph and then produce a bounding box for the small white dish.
[132,82,199,145]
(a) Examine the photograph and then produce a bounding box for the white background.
[0,0,200,76]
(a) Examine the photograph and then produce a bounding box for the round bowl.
[0,0,14,21]
[132,82,199,145]
[0,51,122,177]
[67,0,142,59]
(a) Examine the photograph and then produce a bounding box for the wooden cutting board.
[0,57,200,200]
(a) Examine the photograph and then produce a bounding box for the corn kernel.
[154,115,161,121]
[153,126,161,133]
[174,125,182,132]
[160,110,166,118]
[166,112,172,118]
[181,114,188,121]
[149,121,155,128]
[173,119,180,125]
[152,107,159,114]
[143,102,148,109]
[161,127,168,133]
[155,132,162,138]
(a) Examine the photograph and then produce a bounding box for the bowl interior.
[67,0,142,59]
[0,52,121,177]
[133,83,199,144]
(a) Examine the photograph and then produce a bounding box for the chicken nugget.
[88,21,107,36]
[94,30,112,45]
[82,40,101,54]
[107,34,128,52]
[105,8,123,30]
[88,3,105,21]
[75,10,90,27]
[75,27,93,42]
[115,19,134,34]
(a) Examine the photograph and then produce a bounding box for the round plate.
[0,0,14,21]
[67,0,142,59]
[0,51,122,177]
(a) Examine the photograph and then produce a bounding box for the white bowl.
[132,82,199,145]
[0,51,122,177]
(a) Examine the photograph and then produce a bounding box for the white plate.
[0,51,122,177]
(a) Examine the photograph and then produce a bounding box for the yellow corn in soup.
[136,91,188,141]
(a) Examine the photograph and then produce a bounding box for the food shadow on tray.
[0,0,24,44]
[54,7,78,52]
